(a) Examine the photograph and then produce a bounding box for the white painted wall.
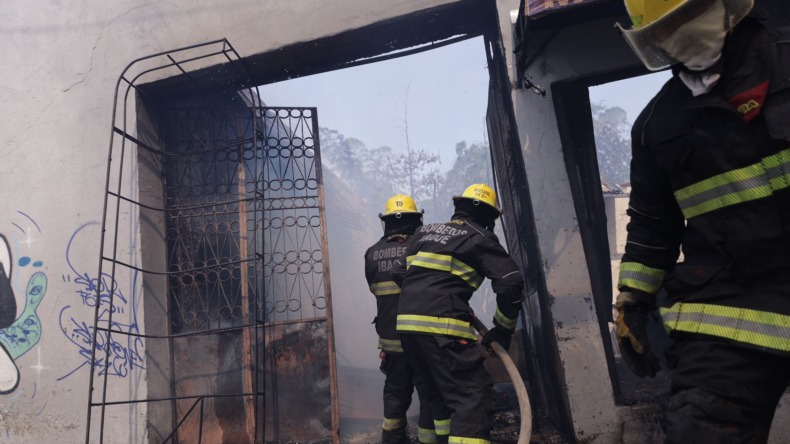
[0,1,459,442]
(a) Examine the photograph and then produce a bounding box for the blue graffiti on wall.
[0,211,48,394]
[57,222,144,380]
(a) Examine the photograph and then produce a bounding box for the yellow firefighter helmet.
[453,183,500,215]
[617,0,754,71]
[624,0,686,29]
[379,194,422,219]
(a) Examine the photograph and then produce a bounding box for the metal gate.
[161,105,338,443]
[89,40,339,444]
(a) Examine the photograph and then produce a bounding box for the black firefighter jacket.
[365,233,412,353]
[618,18,790,356]
[393,217,524,340]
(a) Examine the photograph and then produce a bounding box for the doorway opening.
[254,37,492,436]
[554,69,674,405]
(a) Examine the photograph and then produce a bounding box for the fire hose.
[471,317,532,444]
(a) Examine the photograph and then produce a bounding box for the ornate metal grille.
[164,107,328,329]
[164,107,263,332]
[162,105,338,442]
[258,108,327,323]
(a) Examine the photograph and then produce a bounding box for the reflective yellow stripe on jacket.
[370,280,401,296]
[494,306,517,330]
[378,338,404,353]
[397,314,477,340]
[407,252,483,288]
[618,262,666,295]
[674,148,790,219]
[660,303,790,353]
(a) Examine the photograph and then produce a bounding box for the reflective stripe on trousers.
[382,417,406,431]
[434,418,450,437]
[448,437,490,443]
[419,427,438,443]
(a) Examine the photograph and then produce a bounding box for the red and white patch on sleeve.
[727,80,770,122]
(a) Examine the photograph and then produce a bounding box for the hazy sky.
[256,36,672,170]
[256,37,490,168]
[589,70,672,123]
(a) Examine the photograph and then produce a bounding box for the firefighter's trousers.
[664,335,790,444]
[401,333,493,443]
[381,351,446,444]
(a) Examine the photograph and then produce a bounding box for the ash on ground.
[345,383,565,444]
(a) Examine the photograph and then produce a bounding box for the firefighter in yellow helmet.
[364,194,450,444]
[615,1,790,441]
[393,184,525,443]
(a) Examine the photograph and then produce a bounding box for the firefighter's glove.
[482,325,512,353]
[615,291,660,378]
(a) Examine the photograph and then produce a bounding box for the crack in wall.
[63,2,157,93]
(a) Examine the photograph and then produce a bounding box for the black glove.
[615,291,661,378]
[481,325,512,352]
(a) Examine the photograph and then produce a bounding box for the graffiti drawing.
[58,222,144,381]
[0,233,19,393]
[1,272,47,359]
[0,212,48,394]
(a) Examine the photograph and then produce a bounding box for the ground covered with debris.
[345,383,566,444]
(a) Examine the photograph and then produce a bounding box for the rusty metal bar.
[237,119,256,441]
[311,110,341,443]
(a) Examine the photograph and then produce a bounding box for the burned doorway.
[87,40,338,444]
[553,68,674,406]
[253,36,506,437]
[252,15,566,443]
[484,31,572,438]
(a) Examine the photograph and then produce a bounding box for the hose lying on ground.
[471,316,532,444]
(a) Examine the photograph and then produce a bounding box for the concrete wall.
[494,6,634,440]
[3,1,787,443]
[0,1,459,442]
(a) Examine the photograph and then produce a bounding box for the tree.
[430,141,494,221]
[320,128,365,182]
[392,83,443,202]
[390,148,441,202]
[320,122,444,217]
[591,103,632,189]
